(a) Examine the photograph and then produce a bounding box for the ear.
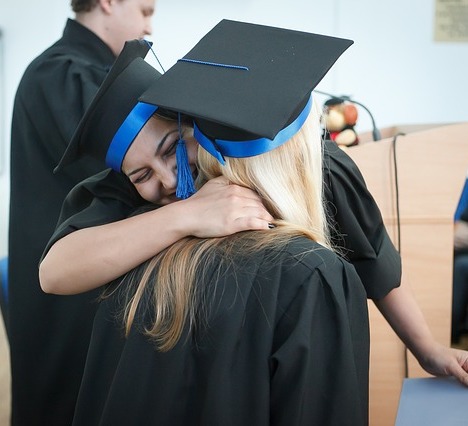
[98,0,114,14]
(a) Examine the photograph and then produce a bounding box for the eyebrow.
[126,128,179,177]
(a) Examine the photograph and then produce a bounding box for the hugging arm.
[39,173,273,295]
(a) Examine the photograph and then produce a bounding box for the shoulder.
[253,236,366,316]
[263,236,355,282]
[56,169,146,231]
[220,234,353,289]
[21,48,101,84]
[281,236,332,265]
[17,40,108,96]
[66,169,144,207]
[323,140,366,188]
[322,139,376,224]
[42,170,147,258]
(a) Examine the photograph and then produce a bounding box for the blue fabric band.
[194,96,312,165]
[106,102,158,171]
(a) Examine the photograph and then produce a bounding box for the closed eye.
[126,128,179,179]
[164,140,177,157]
[133,169,151,184]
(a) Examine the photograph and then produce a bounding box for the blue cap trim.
[106,102,158,171]
[194,96,312,165]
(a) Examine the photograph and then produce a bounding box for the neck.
[74,10,117,56]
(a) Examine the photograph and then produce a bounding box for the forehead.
[122,116,178,167]
[130,114,177,149]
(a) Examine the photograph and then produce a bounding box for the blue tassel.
[175,139,196,199]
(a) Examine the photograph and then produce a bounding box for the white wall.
[1,0,467,256]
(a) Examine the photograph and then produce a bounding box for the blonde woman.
[72,89,369,424]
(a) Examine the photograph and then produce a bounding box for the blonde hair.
[198,98,329,247]
[119,97,331,351]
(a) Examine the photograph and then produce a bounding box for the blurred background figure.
[452,183,468,346]
[7,0,154,424]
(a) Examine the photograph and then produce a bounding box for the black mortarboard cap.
[55,39,161,172]
[140,19,353,163]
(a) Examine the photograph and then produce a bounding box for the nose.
[144,18,152,36]
[156,164,177,192]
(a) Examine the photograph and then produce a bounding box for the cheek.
[133,181,160,204]
[117,9,145,36]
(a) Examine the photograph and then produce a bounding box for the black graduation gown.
[44,140,402,299]
[322,141,401,299]
[72,238,370,426]
[8,19,115,426]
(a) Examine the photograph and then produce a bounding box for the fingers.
[184,177,275,238]
[428,347,468,387]
[450,362,468,387]
[223,193,274,225]
[198,177,263,203]
[210,202,273,235]
[226,204,274,232]
[185,193,273,238]
[231,215,273,233]
[453,349,468,386]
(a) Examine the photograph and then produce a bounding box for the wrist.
[156,199,196,238]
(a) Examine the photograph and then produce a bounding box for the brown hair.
[71,0,99,13]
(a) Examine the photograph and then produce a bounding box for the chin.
[158,195,179,205]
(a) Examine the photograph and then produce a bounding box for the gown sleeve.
[41,169,147,258]
[323,140,402,299]
[269,253,369,426]
[16,51,110,181]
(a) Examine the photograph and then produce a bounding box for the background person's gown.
[8,19,115,425]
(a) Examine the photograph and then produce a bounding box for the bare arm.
[39,177,273,295]
[374,276,468,386]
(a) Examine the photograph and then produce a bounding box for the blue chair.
[0,256,8,339]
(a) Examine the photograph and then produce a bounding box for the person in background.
[70,20,369,425]
[8,1,154,424]
[452,202,468,344]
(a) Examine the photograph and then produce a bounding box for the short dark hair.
[71,0,99,13]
